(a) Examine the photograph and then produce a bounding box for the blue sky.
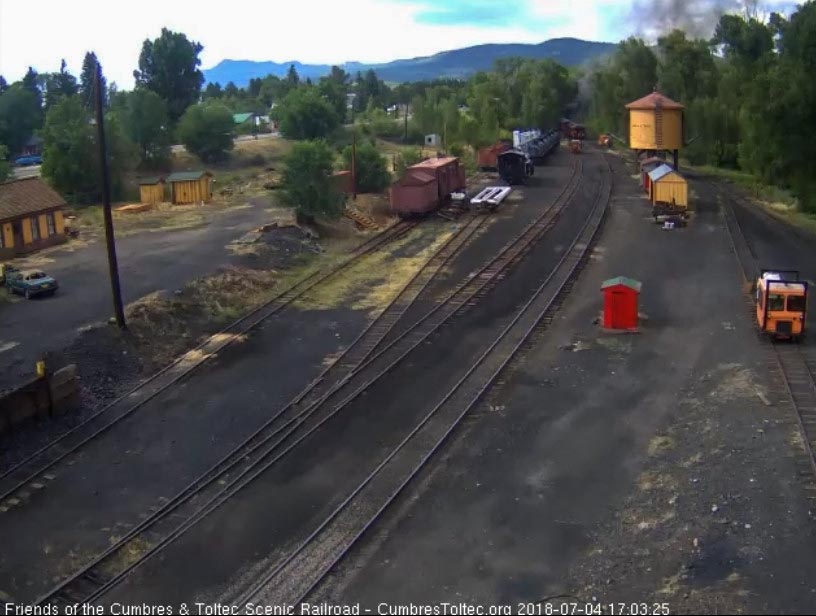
[0,0,797,88]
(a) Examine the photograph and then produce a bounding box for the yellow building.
[626,90,684,167]
[648,164,688,209]
[0,177,67,258]
[138,177,166,204]
[166,171,213,205]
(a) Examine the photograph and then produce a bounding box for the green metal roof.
[601,276,642,292]
[138,176,164,185]
[232,112,254,124]
[166,171,212,183]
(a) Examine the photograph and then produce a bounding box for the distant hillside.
[203,38,616,87]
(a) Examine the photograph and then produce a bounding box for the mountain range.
[203,37,616,86]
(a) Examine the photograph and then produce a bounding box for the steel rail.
[0,220,417,502]
[718,181,816,481]
[64,157,584,607]
[34,214,485,608]
[245,154,613,607]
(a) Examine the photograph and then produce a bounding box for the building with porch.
[0,178,67,258]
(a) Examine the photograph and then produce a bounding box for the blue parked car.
[6,270,59,299]
[14,154,42,167]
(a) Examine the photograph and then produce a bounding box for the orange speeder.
[755,269,808,340]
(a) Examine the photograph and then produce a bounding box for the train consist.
[497,150,535,185]
[390,122,569,215]
[560,118,586,141]
[513,128,560,163]
[389,156,467,217]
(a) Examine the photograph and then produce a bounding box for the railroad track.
[0,220,417,504]
[238,153,612,607]
[37,157,584,609]
[719,182,816,480]
[31,214,482,608]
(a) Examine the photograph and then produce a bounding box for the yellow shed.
[166,171,213,205]
[648,164,688,209]
[626,90,684,164]
[138,177,166,204]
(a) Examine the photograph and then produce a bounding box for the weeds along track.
[0,220,417,503]
[719,183,816,480]
[37,157,583,608]
[238,154,612,607]
[33,214,482,608]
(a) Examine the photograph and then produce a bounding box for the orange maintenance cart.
[755,269,808,340]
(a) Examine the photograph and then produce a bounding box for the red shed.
[332,170,353,194]
[601,276,641,330]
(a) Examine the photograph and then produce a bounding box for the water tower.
[625,89,684,168]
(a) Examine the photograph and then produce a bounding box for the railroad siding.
[303,153,816,610]
[97,153,610,605]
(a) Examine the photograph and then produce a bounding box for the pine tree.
[21,67,42,108]
[286,64,300,85]
[80,52,105,110]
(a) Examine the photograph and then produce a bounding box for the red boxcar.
[389,169,439,216]
[390,156,466,216]
[477,141,511,170]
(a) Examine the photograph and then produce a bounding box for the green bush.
[394,147,424,175]
[0,145,10,183]
[342,142,391,193]
[177,102,235,163]
[280,140,344,221]
[274,87,340,140]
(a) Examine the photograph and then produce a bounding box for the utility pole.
[403,101,408,142]
[94,62,126,329]
[351,123,357,201]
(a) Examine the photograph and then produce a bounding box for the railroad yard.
[2,143,816,616]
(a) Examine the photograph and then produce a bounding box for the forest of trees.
[3,3,816,216]
[585,3,816,212]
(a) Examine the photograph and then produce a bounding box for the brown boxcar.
[569,124,586,140]
[410,156,466,200]
[390,156,466,216]
[477,141,512,170]
[389,169,439,216]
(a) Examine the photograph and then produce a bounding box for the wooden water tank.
[625,90,684,151]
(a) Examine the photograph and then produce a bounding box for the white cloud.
[1,0,796,88]
[0,0,621,87]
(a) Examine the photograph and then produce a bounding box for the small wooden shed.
[601,276,641,330]
[639,157,667,193]
[648,164,687,208]
[166,171,213,205]
[138,177,165,205]
[332,170,354,194]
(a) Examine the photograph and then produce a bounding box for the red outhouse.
[601,276,641,330]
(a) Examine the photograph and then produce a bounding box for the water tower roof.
[625,90,684,110]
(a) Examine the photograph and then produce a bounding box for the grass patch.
[293,224,455,313]
[688,163,816,236]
